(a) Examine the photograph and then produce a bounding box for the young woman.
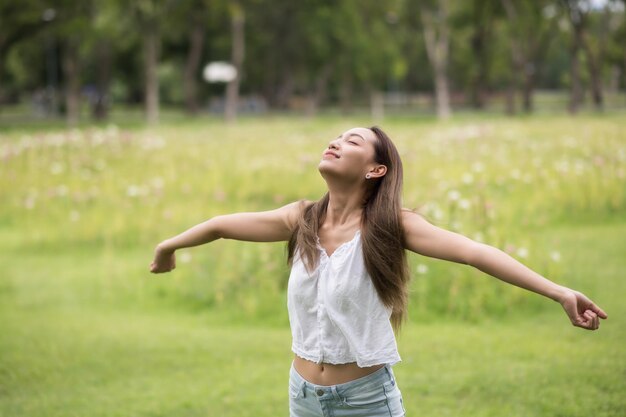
[150,126,607,417]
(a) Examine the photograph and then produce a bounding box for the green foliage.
[2,0,624,114]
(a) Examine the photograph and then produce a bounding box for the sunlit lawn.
[1,113,625,416]
[1,222,624,417]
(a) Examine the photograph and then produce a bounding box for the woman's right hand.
[150,243,176,273]
[558,287,607,330]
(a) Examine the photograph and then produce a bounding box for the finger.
[583,310,596,324]
[573,315,586,327]
[591,304,608,319]
[583,311,598,330]
[574,313,589,329]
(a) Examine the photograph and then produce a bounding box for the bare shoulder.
[281,199,315,230]
[400,207,428,229]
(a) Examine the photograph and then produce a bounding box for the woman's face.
[318,127,382,182]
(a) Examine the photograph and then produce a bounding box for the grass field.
[1,113,625,416]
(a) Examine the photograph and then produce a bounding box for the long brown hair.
[287,126,410,332]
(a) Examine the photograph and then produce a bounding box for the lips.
[323,151,340,159]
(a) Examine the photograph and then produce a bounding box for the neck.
[324,188,365,228]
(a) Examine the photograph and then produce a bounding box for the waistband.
[289,361,396,401]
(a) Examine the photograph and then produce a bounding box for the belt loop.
[331,385,341,401]
[384,364,393,381]
[301,381,307,398]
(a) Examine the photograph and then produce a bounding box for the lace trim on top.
[315,229,361,260]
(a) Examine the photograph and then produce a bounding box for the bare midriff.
[293,354,385,386]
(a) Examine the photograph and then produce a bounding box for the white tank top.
[287,229,402,367]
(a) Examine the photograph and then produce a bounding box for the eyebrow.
[337,133,367,142]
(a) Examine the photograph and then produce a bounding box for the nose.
[328,139,340,149]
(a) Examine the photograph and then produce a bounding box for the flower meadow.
[1,115,624,323]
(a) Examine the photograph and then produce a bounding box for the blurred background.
[0,0,625,125]
[1,1,625,417]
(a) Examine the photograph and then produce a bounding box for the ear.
[367,164,387,179]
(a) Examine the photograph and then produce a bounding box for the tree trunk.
[469,28,487,109]
[306,64,333,118]
[62,39,80,127]
[569,22,584,114]
[370,90,384,121]
[619,8,626,91]
[225,2,244,123]
[580,8,609,111]
[584,49,603,110]
[92,40,111,120]
[505,83,516,115]
[468,0,494,109]
[501,0,538,114]
[421,0,451,119]
[522,67,535,113]
[0,53,4,109]
[144,26,160,125]
[339,71,353,115]
[184,19,204,114]
[433,67,451,118]
[273,71,293,109]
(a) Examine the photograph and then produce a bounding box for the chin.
[318,163,337,177]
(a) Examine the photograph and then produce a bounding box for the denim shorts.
[289,361,406,417]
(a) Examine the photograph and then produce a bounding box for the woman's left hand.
[558,288,608,330]
[150,243,177,273]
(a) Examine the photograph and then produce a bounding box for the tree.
[0,0,50,108]
[500,0,557,113]
[459,0,500,109]
[224,0,245,122]
[561,0,621,112]
[420,0,452,119]
[57,1,93,126]
[183,7,206,115]
[131,0,175,125]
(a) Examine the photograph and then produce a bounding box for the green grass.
[1,114,625,416]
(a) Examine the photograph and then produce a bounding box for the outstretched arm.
[150,200,308,273]
[401,210,608,330]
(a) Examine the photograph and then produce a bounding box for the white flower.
[94,159,106,171]
[141,136,166,150]
[92,131,106,145]
[180,252,192,264]
[554,160,569,173]
[447,189,461,201]
[127,185,140,197]
[151,177,164,189]
[549,251,561,262]
[516,247,529,258]
[50,162,64,175]
[459,199,471,210]
[57,185,68,197]
[106,124,119,138]
[24,196,36,209]
[461,173,474,184]
[471,162,484,173]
